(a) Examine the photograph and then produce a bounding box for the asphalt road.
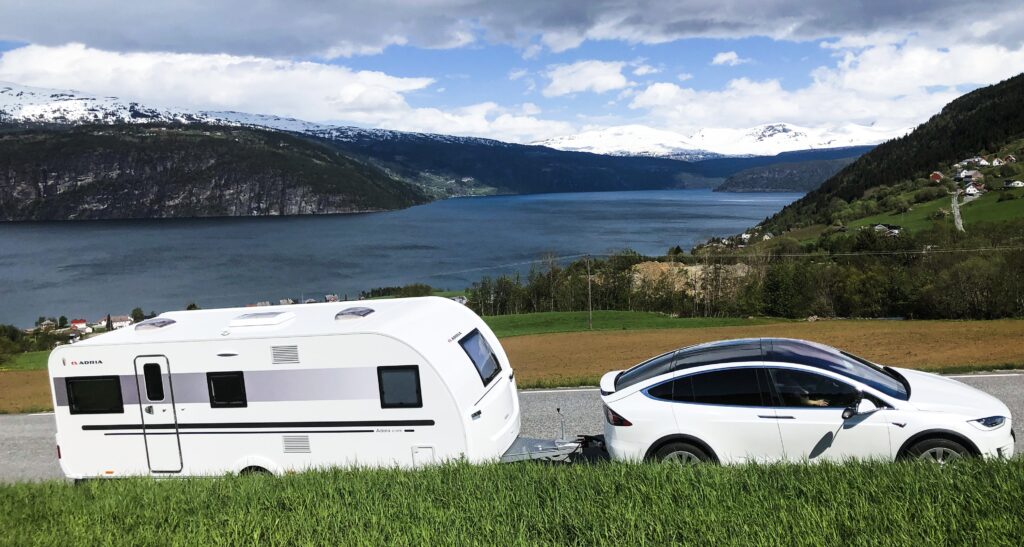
[2,372,1020,483]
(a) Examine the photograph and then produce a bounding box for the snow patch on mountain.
[535,122,905,158]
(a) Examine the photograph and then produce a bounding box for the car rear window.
[616,339,763,391]
[459,330,501,386]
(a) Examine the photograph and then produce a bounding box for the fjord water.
[0,189,801,326]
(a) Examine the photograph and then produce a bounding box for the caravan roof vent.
[335,307,375,320]
[229,311,295,328]
[135,318,177,331]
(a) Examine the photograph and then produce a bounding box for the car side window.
[648,368,771,407]
[769,368,859,408]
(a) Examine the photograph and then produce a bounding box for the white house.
[964,185,980,196]
[1005,180,1024,188]
[109,315,134,330]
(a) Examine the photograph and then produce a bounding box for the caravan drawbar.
[48,297,573,478]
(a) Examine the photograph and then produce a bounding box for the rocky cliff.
[0,124,428,221]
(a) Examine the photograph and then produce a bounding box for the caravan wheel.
[239,466,272,476]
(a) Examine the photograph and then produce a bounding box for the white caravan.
[48,297,527,478]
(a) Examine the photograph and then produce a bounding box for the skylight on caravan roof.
[229,311,296,328]
[134,317,177,331]
[335,307,375,320]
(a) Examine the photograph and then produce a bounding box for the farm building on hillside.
[873,224,902,237]
[1004,180,1024,188]
[1006,154,1017,163]
[929,171,944,182]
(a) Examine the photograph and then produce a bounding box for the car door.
[666,366,787,464]
[767,367,892,462]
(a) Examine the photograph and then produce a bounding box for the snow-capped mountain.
[2,81,898,158]
[0,82,224,125]
[534,122,905,158]
[529,124,721,161]
[0,81,513,149]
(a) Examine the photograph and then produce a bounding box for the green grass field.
[850,188,1024,233]
[2,461,1022,544]
[0,350,48,371]
[483,310,783,337]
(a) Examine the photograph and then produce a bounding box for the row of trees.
[465,220,1024,321]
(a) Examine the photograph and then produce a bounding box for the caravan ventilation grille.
[271,345,300,365]
[282,435,311,454]
[335,307,375,320]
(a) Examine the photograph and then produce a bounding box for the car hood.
[898,368,1010,418]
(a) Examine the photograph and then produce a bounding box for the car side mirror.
[842,395,878,420]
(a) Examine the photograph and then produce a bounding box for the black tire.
[239,466,272,476]
[904,438,971,464]
[653,441,711,464]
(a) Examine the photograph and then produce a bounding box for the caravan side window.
[206,371,247,408]
[458,330,501,386]
[378,366,423,408]
[66,376,124,414]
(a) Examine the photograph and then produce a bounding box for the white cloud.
[629,37,1024,134]
[520,102,541,115]
[507,68,528,80]
[711,51,750,66]
[676,72,694,81]
[632,64,660,76]
[543,60,630,97]
[0,43,574,143]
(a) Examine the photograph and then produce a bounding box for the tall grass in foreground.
[3,460,1023,545]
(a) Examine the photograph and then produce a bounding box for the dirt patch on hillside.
[0,370,52,413]
[503,320,1024,383]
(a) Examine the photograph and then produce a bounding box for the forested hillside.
[0,124,427,220]
[714,157,855,192]
[760,73,1024,233]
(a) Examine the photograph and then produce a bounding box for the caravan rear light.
[604,405,632,427]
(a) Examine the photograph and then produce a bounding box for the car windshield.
[766,340,908,400]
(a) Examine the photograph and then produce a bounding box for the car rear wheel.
[654,442,711,464]
[906,438,970,464]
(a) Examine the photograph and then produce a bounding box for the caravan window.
[378,366,423,408]
[459,330,501,386]
[142,363,164,401]
[66,376,124,414]
[207,371,247,408]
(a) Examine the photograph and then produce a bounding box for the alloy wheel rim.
[664,450,701,464]
[921,447,961,464]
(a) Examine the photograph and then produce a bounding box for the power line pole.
[586,255,593,330]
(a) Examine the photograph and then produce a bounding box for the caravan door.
[133,356,183,473]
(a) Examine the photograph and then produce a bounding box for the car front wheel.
[905,438,971,464]
[654,441,711,464]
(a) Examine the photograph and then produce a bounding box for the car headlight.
[969,416,1006,430]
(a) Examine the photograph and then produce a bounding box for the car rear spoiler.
[599,370,621,395]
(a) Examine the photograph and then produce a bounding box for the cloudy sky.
[1,0,1024,143]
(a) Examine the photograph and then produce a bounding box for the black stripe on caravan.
[83,420,435,431]
[104,430,377,436]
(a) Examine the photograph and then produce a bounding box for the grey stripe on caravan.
[53,367,380,406]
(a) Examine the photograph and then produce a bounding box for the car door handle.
[144,405,154,414]
[758,415,795,419]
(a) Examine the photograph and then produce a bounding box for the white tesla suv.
[599,338,1015,464]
